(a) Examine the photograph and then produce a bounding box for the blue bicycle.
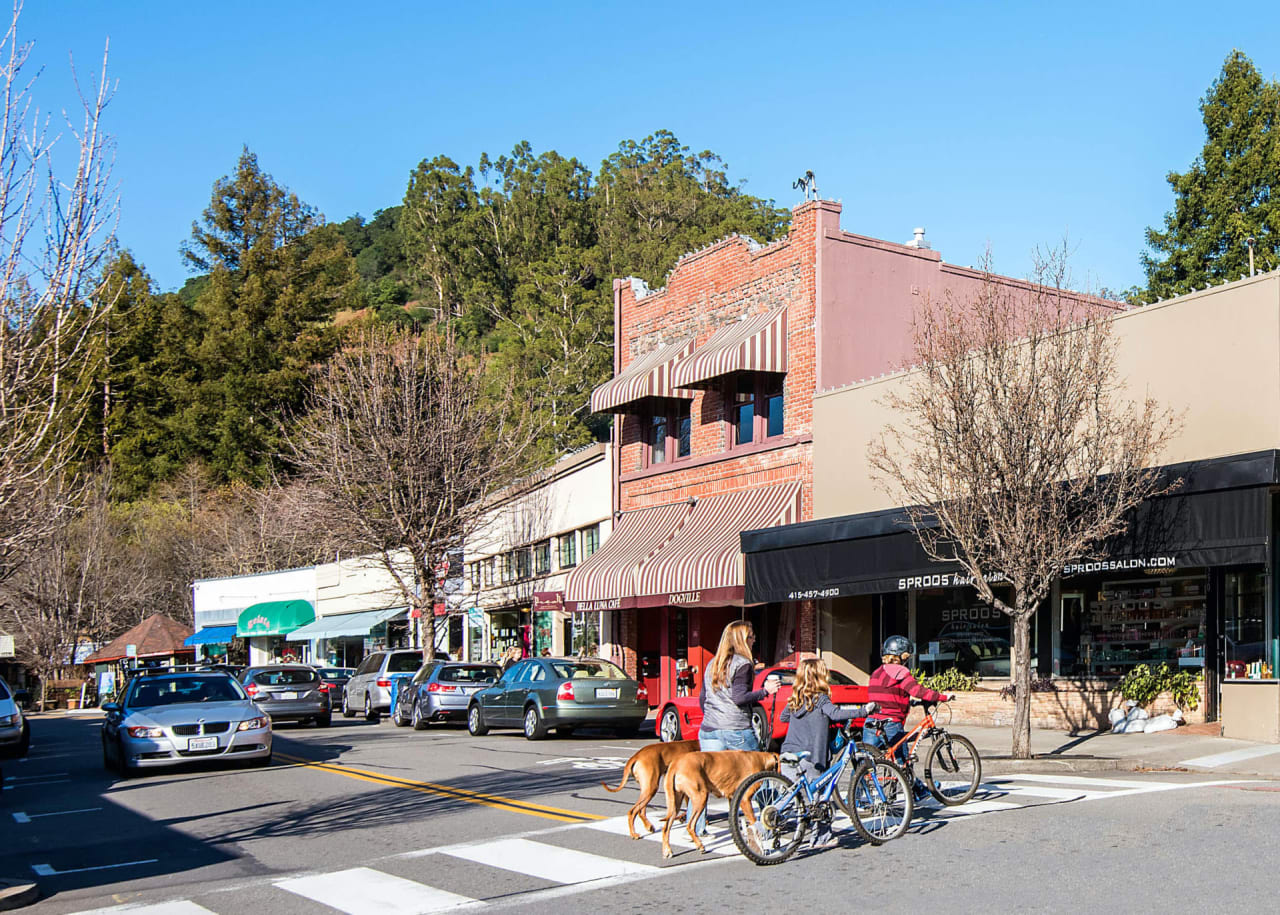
[729,721,914,865]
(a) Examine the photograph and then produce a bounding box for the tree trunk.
[1011,612,1033,759]
[421,604,436,662]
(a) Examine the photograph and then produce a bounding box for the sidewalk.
[959,723,1280,779]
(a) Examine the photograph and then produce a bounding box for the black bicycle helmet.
[882,635,914,657]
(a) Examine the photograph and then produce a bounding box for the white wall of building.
[192,566,316,665]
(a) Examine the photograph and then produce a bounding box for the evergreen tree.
[1143,51,1280,299]
[183,148,358,483]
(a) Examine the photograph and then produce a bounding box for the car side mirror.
[484,676,496,684]
[101,702,121,713]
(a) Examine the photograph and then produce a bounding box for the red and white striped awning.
[563,499,696,612]
[590,337,696,414]
[670,308,788,389]
[635,481,803,607]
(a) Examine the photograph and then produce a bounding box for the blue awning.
[285,607,405,642]
[184,625,238,647]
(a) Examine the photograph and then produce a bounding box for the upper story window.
[644,400,692,466]
[469,562,481,591]
[559,532,577,570]
[515,547,533,580]
[582,523,601,558]
[729,374,785,448]
[501,553,514,584]
[483,557,495,587]
[534,540,551,576]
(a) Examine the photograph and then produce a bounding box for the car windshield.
[317,669,352,680]
[550,660,625,680]
[253,669,317,686]
[127,676,245,708]
[387,653,423,673]
[439,665,499,683]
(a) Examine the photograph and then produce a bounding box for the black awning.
[742,452,1277,603]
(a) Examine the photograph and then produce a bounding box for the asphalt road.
[4,712,1278,914]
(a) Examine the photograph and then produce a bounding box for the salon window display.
[1079,574,1206,678]
[915,587,1029,678]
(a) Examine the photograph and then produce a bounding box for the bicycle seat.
[779,751,811,764]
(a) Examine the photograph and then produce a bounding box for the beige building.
[744,272,1280,736]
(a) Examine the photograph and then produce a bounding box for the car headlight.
[0,713,16,726]
[126,726,164,738]
[237,716,269,731]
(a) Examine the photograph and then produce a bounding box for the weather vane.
[792,170,817,201]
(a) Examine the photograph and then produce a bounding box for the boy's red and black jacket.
[867,663,945,723]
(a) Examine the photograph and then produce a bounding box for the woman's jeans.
[695,727,758,834]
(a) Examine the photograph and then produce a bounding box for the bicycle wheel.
[924,733,981,806]
[729,770,808,866]
[846,757,913,845]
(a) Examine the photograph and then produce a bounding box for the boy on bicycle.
[778,658,877,847]
[865,636,953,798]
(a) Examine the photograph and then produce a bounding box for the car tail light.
[426,683,457,693]
[376,679,391,688]
[636,684,649,703]
[317,683,331,693]
[556,681,575,702]
[245,683,259,698]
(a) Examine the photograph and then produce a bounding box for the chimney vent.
[905,227,930,249]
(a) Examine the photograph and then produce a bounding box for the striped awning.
[563,499,696,611]
[670,308,788,389]
[635,482,803,607]
[590,338,696,413]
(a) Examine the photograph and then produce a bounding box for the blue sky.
[22,1,1280,295]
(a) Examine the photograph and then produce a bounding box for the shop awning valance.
[237,600,315,638]
[184,625,238,647]
[636,482,803,607]
[670,308,787,389]
[285,607,405,642]
[590,338,696,414]
[564,499,696,611]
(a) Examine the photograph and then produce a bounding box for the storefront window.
[916,588,1022,678]
[1078,574,1206,678]
[571,611,599,656]
[1224,569,1269,678]
[489,610,526,658]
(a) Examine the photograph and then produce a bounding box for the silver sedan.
[101,671,272,775]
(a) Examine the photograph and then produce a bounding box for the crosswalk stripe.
[441,837,657,883]
[923,799,1022,816]
[983,782,1096,800]
[1000,773,1178,789]
[585,814,741,854]
[1179,744,1280,768]
[276,866,475,915]
[65,904,217,915]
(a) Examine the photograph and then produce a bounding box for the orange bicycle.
[859,699,981,806]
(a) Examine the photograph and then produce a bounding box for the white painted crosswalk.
[61,773,1245,915]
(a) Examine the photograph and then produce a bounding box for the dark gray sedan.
[393,662,499,729]
[240,665,331,727]
[466,657,648,740]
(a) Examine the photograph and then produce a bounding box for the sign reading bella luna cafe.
[897,555,1178,592]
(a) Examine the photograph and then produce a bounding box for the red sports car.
[655,664,869,749]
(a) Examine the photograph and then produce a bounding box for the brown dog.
[661,750,780,858]
[601,739,700,838]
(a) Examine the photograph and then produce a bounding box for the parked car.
[655,664,870,749]
[393,662,500,729]
[100,669,271,774]
[0,675,30,759]
[315,666,355,702]
[343,650,433,720]
[240,665,331,727]
[466,657,648,740]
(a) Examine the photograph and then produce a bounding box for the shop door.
[638,615,662,706]
[1058,593,1084,677]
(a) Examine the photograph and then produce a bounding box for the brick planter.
[942,682,1207,733]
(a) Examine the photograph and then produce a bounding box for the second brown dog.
[601,739,700,838]
[660,750,780,858]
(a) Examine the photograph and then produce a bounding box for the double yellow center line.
[275,752,603,824]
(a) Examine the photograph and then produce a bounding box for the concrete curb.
[0,878,39,911]
[982,756,1126,775]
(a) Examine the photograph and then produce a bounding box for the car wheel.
[341,690,355,718]
[16,721,30,758]
[659,706,682,743]
[364,693,380,722]
[467,703,489,736]
[392,701,408,727]
[116,737,136,777]
[101,734,113,771]
[412,703,429,731]
[750,705,774,751]
[523,704,547,740]
[315,712,331,728]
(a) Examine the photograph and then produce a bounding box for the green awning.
[237,599,315,637]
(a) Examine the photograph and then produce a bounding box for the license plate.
[280,691,298,700]
[188,737,217,751]
[595,688,619,699]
